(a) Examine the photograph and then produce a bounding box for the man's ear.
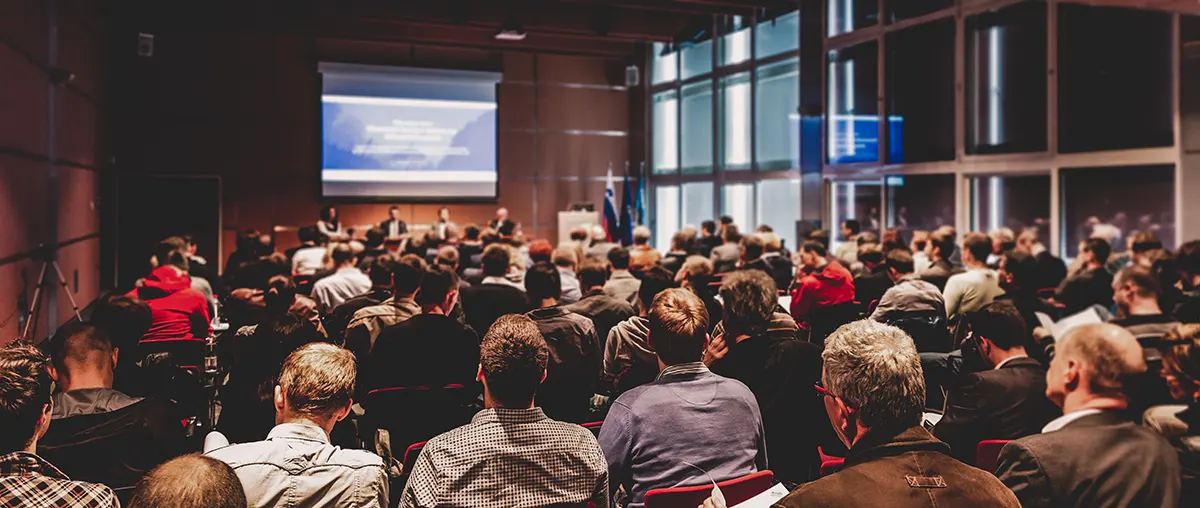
[111,347,119,367]
[540,369,548,385]
[477,364,485,383]
[274,385,286,413]
[334,400,353,423]
[1064,359,1082,389]
[47,366,59,383]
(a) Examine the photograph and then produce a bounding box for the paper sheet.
[732,483,791,508]
[1036,307,1104,338]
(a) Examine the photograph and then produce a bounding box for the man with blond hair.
[629,225,662,273]
[996,323,1180,508]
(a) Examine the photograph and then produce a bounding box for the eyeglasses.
[814,383,858,410]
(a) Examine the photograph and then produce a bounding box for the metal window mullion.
[750,9,759,174]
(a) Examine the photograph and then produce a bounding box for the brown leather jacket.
[773,426,1019,508]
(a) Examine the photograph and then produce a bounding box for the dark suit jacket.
[996,410,1181,508]
[565,289,636,348]
[379,218,407,236]
[763,253,795,293]
[774,426,1020,508]
[460,283,531,337]
[1055,267,1114,316]
[933,357,1059,462]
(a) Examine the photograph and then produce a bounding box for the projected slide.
[319,64,500,199]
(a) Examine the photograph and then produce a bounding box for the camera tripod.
[18,245,82,343]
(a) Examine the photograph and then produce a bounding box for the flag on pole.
[620,171,635,245]
[603,165,619,242]
[634,162,646,226]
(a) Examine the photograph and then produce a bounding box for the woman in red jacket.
[128,238,211,340]
[790,240,855,320]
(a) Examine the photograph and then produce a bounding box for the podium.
[557,211,600,245]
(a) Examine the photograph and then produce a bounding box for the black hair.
[320,206,339,229]
[968,301,1027,351]
[702,220,717,234]
[393,254,427,295]
[801,240,827,258]
[524,262,563,301]
[481,245,511,277]
[843,219,861,235]
[1085,237,1112,264]
[637,266,677,312]
[365,227,385,248]
[416,266,459,307]
[608,247,632,270]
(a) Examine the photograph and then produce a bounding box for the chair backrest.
[362,384,476,456]
[402,441,426,474]
[580,421,603,438]
[819,458,844,477]
[975,439,1011,474]
[1035,287,1056,299]
[644,470,774,508]
[884,310,952,353]
[138,338,206,367]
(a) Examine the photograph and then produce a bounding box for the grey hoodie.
[604,316,656,384]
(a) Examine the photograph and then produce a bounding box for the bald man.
[129,454,247,508]
[489,207,515,233]
[996,323,1180,508]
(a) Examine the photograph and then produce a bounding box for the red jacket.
[790,261,855,320]
[128,266,211,341]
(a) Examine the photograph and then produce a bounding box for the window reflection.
[965,2,1047,154]
[723,184,755,231]
[1061,165,1175,257]
[719,73,751,170]
[682,182,715,232]
[654,186,681,251]
[828,43,879,164]
[886,174,955,234]
[756,59,801,170]
[828,0,879,37]
[681,82,714,174]
[652,91,678,174]
[970,175,1051,248]
[830,181,882,253]
[886,19,955,163]
[757,179,802,252]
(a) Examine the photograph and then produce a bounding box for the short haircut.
[277,343,356,418]
[885,249,914,274]
[481,244,512,277]
[801,240,827,258]
[808,230,831,250]
[48,322,112,372]
[671,231,692,251]
[368,254,396,286]
[1177,240,1200,276]
[823,320,925,430]
[843,219,861,235]
[701,220,717,234]
[524,262,562,301]
[1056,323,1147,396]
[155,236,188,269]
[740,234,765,260]
[90,294,152,348]
[480,314,550,406]
[0,345,53,453]
[857,244,884,266]
[1163,324,1200,392]
[722,225,742,243]
[1084,237,1112,264]
[1116,265,1160,298]
[416,266,459,306]
[856,231,879,247]
[759,232,782,252]
[578,259,609,288]
[608,247,632,270]
[930,231,956,259]
[968,301,1027,350]
[1131,232,1163,254]
[1002,249,1038,289]
[648,289,710,365]
[436,246,459,269]
[264,275,298,314]
[633,226,651,245]
[528,240,554,264]
[963,232,993,262]
[638,266,678,312]
[552,245,578,268]
[365,227,385,248]
[297,226,318,244]
[393,254,427,295]
[720,269,777,337]
[719,215,734,225]
[464,225,481,241]
[681,255,714,281]
[331,243,355,265]
[129,454,247,508]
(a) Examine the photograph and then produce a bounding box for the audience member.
[460,244,532,336]
[327,254,394,341]
[759,232,795,292]
[128,454,247,508]
[910,230,932,273]
[358,227,388,271]
[553,245,583,305]
[291,228,328,277]
[604,266,677,392]
[129,237,212,341]
[228,273,325,338]
[528,239,554,265]
[604,247,642,305]
[869,249,946,320]
[766,321,1020,508]
[1056,237,1115,315]
[710,224,742,273]
[707,269,825,483]
[917,230,964,292]
[677,256,723,333]
[987,228,1017,268]
[90,294,153,396]
[737,233,771,276]
[586,225,619,260]
[695,220,722,257]
[1176,240,1200,323]
[208,343,388,507]
[523,262,601,423]
[182,234,222,303]
[834,219,862,266]
[400,315,608,507]
[566,259,636,351]
[0,345,118,507]
[434,245,469,290]
[661,231,691,274]
[311,244,371,312]
[231,229,270,276]
[996,250,1059,361]
[943,232,1005,321]
[996,323,1179,508]
[629,226,662,273]
[343,255,425,359]
[933,302,1059,462]
[853,244,892,311]
[1143,324,1200,508]
[457,225,484,271]
[1111,265,1179,338]
[600,289,766,507]
[790,240,855,322]
[1016,228,1068,291]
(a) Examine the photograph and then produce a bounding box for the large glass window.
[1061,165,1175,257]
[886,174,955,234]
[886,19,955,163]
[828,42,879,165]
[651,43,678,85]
[723,183,755,232]
[965,1,1047,155]
[757,179,802,252]
[719,73,752,170]
[970,175,1051,248]
[652,91,679,174]
[828,0,879,37]
[682,182,715,231]
[756,11,799,58]
[681,82,714,174]
[654,185,681,251]
[830,180,883,253]
[887,0,954,23]
[719,16,751,66]
[681,39,714,80]
[756,59,800,170]
[1057,5,1172,153]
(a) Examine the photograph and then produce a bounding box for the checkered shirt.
[0,452,118,508]
[400,407,608,508]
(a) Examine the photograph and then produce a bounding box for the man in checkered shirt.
[0,345,118,507]
[400,314,609,508]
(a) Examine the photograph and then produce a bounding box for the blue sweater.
[598,363,768,507]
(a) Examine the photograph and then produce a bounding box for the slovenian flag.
[603,167,620,242]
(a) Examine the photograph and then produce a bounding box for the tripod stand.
[19,244,82,343]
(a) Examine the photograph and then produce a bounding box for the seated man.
[943,232,1005,321]
[869,249,946,321]
[207,343,388,507]
[566,259,636,347]
[917,230,965,292]
[933,302,1059,462]
[327,254,395,341]
[605,266,676,393]
[1056,237,1115,315]
[401,315,608,507]
[759,232,795,293]
[129,237,211,341]
[1112,265,1180,339]
[790,240,855,320]
[996,323,1180,508]
[128,454,247,508]
[524,262,601,423]
[553,245,583,305]
[0,345,118,507]
[604,247,642,305]
[310,243,372,313]
[600,289,766,507]
[345,254,425,360]
[769,321,1020,508]
[38,323,186,489]
[628,226,662,273]
[853,244,892,311]
[460,244,532,335]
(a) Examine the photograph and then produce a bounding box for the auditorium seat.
[975,439,1011,474]
[643,470,774,508]
[361,384,477,455]
[402,441,426,475]
[817,446,844,477]
[581,421,603,439]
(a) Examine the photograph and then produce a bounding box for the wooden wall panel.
[57,165,97,241]
[537,133,628,179]
[55,237,100,326]
[0,156,50,260]
[537,54,619,85]
[0,47,48,155]
[498,84,537,129]
[0,0,49,62]
[57,89,96,165]
[536,86,629,131]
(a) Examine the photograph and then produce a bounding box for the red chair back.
[1035,287,1056,299]
[975,439,1011,473]
[819,458,844,477]
[581,421,603,438]
[644,470,773,508]
[402,441,426,474]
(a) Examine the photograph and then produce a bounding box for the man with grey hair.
[587,225,619,260]
[553,244,583,305]
[770,320,1020,508]
[995,323,1180,508]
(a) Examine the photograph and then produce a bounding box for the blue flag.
[620,173,635,245]
[603,168,619,242]
[633,166,646,226]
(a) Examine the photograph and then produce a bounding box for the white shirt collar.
[1042,408,1105,433]
[993,354,1029,370]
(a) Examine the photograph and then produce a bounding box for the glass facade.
[830,181,882,254]
[756,59,800,170]
[970,175,1051,248]
[828,0,879,37]
[1061,165,1175,257]
[654,185,681,251]
[886,19,955,163]
[719,73,752,170]
[651,43,678,85]
[965,1,1047,155]
[651,91,678,174]
[723,184,755,232]
[756,11,800,58]
[681,82,713,174]
[757,179,803,251]
[828,42,879,165]
[682,182,715,232]
[886,174,955,234]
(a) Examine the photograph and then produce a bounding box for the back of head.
[525,262,562,301]
[1131,232,1163,255]
[1177,240,1200,279]
[759,232,782,253]
[48,322,113,374]
[552,245,578,269]
[963,232,992,262]
[1057,323,1147,397]
[481,314,550,407]
[722,225,742,244]
[633,226,651,246]
[968,301,1027,350]
[1085,237,1113,264]
[823,320,925,431]
[671,230,692,252]
[264,275,297,315]
[416,266,459,307]
[856,231,879,247]
[578,259,610,289]
[740,234,765,260]
[990,228,1016,252]
[638,266,678,312]
[436,246,459,270]
[857,243,884,267]
[297,226,318,245]
[801,240,827,259]
[843,219,861,236]
[368,254,397,287]
[930,231,956,260]
[129,454,246,508]
[719,269,777,337]
[608,247,632,270]
[1116,264,1160,299]
[155,236,188,269]
[481,244,512,277]
[365,227,385,248]
[648,289,710,365]
[91,294,152,348]
[681,255,715,282]
[393,254,427,295]
[465,225,481,241]
[808,230,831,251]
[1163,324,1200,393]
[278,343,356,419]
[528,240,554,264]
[885,249,914,275]
[719,215,734,227]
[331,243,356,266]
[1002,249,1038,291]
[260,313,324,361]
[702,220,717,235]
[0,345,53,453]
